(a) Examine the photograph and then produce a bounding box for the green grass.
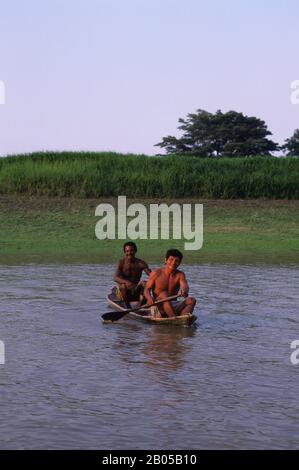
[0,151,299,199]
[1,196,298,264]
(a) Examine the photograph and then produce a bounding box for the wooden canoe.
[104,287,197,326]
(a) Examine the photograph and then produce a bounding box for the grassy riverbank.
[0,196,298,264]
[1,152,299,199]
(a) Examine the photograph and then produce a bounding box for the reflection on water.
[142,327,196,370]
[1,263,299,449]
[113,324,196,377]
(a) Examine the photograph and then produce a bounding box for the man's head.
[123,242,137,259]
[165,248,183,271]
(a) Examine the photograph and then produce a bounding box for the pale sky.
[0,0,298,156]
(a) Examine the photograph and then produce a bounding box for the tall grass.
[0,151,298,199]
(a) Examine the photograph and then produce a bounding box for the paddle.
[101,294,180,322]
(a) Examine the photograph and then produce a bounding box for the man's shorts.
[150,299,185,318]
[115,284,142,301]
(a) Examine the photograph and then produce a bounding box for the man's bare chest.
[156,272,179,288]
[122,262,140,277]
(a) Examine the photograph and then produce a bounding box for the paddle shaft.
[102,294,181,322]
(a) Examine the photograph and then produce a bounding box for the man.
[114,242,151,307]
[143,249,196,317]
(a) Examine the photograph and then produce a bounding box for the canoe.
[104,287,197,326]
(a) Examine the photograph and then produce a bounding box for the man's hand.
[125,281,135,289]
[180,289,188,298]
[146,296,155,306]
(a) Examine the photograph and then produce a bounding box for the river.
[0,263,298,449]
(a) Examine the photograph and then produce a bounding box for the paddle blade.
[101,310,128,322]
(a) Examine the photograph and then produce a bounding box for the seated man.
[114,242,151,308]
[143,248,196,317]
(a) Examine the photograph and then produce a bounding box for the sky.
[0,0,298,156]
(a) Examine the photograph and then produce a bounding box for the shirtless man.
[143,249,196,317]
[114,242,151,307]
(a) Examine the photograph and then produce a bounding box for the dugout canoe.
[103,287,197,326]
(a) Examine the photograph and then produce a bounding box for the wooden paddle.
[101,294,180,322]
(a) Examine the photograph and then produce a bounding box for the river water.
[0,263,299,449]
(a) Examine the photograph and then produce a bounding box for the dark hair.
[123,241,137,252]
[165,249,183,261]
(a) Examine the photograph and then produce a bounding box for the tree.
[282,129,299,157]
[155,109,279,157]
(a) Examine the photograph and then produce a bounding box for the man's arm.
[141,261,151,276]
[178,272,189,297]
[143,271,158,305]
